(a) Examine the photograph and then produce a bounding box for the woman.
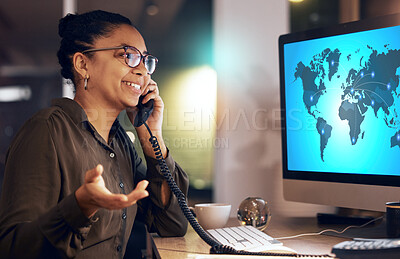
[0,10,188,258]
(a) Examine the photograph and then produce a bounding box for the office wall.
[213,0,334,217]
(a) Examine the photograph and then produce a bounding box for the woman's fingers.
[89,180,149,210]
[141,80,159,103]
[127,180,149,201]
[143,79,157,94]
[136,180,149,190]
[85,164,103,183]
[77,168,149,215]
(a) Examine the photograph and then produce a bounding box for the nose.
[131,60,148,76]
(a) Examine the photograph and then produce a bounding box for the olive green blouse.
[0,98,188,258]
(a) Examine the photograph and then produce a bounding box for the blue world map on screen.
[284,25,400,175]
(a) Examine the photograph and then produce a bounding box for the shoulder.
[21,105,69,132]
[31,105,65,121]
[25,98,85,128]
[9,105,71,148]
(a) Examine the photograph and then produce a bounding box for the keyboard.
[207,225,285,253]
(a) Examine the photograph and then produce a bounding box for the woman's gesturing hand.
[75,164,149,218]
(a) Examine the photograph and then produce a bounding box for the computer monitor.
[279,14,400,213]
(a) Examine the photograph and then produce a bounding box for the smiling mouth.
[123,81,141,90]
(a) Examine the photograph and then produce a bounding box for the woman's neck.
[74,94,122,143]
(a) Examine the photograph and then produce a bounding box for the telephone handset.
[138,97,332,258]
[133,95,154,127]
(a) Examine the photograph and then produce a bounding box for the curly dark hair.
[57,10,132,84]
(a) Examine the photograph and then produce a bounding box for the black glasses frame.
[81,46,158,75]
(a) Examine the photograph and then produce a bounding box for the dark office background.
[290,0,400,33]
[0,0,398,199]
[0,0,213,200]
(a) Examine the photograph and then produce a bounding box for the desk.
[153,216,351,258]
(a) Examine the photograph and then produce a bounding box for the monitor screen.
[279,14,400,212]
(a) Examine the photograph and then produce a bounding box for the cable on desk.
[146,124,335,258]
[275,216,384,240]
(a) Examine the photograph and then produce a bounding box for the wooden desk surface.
[153,216,351,258]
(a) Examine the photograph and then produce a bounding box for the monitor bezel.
[279,13,400,188]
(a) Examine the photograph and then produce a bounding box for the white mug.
[192,203,231,230]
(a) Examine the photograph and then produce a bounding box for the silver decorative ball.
[237,197,271,231]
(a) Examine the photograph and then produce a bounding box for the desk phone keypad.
[331,238,400,259]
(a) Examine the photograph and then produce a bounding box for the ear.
[73,52,89,80]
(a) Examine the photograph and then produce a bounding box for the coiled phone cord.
[144,122,334,258]
[144,123,221,247]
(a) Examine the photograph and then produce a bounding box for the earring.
[84,75,88,90]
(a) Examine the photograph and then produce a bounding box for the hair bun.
[58,13,77,38]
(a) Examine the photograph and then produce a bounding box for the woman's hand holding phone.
[127,79,168,159]
[127,79,163,131]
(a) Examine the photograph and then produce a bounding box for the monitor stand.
[317,207,387,239]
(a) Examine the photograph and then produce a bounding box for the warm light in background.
[162,66,217,190]
[163,65,217,132]
[180,66,217,119]
[289,0,304,3]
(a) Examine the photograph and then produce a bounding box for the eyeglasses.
[82,46,158,75]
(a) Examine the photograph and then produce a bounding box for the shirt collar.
[51,98,88,124]
[51,98,122,140]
